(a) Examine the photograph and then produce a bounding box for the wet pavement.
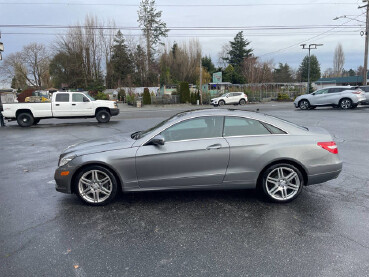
[1,103,369,276]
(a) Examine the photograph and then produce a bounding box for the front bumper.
[110,108,120,116]
[54,164,76,194]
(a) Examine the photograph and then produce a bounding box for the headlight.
[59,155,76,167]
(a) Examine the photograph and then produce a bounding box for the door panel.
[135,138,230,188]
[311,89,329,105]
[52,93,72,117]
[70,93,94,116]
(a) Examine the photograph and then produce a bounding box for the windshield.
[221,93,229,97]
[85,94,96,101]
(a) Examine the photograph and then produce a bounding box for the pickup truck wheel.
[17,112,34,127]
[33,119,40,125]
[96,110,111,123]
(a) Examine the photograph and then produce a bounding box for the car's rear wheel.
[339,98,352,109]
[218,100,225,106]
[17,112,34,127]
[75,165,118,206]
[298,100,310,110]
[96,109,111,123]
[261,163,303,203]
[239,99,246,105]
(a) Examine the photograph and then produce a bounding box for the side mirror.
[148,135,165,146]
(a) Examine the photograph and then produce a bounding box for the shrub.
[179,82,190,103]
[126,93,137,105]
[277,93,290,101]
[95,92,109,100]
[142,88,151,105]
[117,89,126,102]
[190,91,200,105]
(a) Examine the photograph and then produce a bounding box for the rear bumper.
[110,108,120,116]
[306,161,342,186]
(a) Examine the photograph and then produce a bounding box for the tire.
[96,109,111,123]
[239,99,246,105]
[75,165,118,206]
[261,163,304,203]
[218,100,225,106]
[339,98,352,109]
[17,112,34,127]
[33,119,40,125]
[298,99,310,110]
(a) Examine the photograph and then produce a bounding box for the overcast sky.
[0,0,366,72]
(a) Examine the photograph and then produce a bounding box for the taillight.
[352,91,362,94]
[317,141,338,154]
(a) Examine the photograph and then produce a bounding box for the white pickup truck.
[1,91,120,127]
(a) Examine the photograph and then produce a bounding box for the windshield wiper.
[131,131,142,140]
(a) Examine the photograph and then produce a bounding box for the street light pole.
[361,2,369,85]
[300,44,323,93]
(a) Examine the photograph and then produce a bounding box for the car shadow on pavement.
[4,121,120,129]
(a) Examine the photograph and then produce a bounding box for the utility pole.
[300,44,323,93]
[199,58,203,105]
[359,1,369,85]
[0,32,4,61]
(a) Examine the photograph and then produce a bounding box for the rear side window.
[55,93,69,102]
[263,123,286,134]
[224,117,271,137]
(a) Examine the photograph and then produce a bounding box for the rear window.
[55,93,69,102]
[223,117,271,137]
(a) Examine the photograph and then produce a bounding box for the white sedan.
[211,92,248,107]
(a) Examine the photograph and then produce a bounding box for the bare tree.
[333,43,345,77]
[0,43,50,88]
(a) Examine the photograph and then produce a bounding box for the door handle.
[55,104,60,106]
[72,104,76,106]
[206,144,222,150]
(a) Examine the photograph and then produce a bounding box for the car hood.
[62,133,134,157]
[211,97,220,101]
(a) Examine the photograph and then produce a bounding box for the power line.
[0,2,356,7]
[0,24,363,31]
[259,11,366,58]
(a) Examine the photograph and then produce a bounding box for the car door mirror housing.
[148,135,165,146]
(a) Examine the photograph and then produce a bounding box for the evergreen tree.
[179,82,190,103]
[142,87,151,104]
[110,30,133,87]
[201,56,216,75]
[225,31,253,68]
[298,55,321,83]
[273,63,293,82]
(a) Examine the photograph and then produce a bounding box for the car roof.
[170,108,307,132]
[317,86,353,89]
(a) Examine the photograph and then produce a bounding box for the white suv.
[211,92,248,107]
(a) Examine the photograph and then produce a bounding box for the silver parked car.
[294,86,366,110]
[55,109,342,205]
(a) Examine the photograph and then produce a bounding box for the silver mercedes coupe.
[55,109,342,205]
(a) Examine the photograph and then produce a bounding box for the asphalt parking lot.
[1,102,369,276]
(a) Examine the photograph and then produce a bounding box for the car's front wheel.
[75,165,118,206]
[298,100,310,110]
[96,109,111,123]
[261,163,304,203]
[218,100,225,106]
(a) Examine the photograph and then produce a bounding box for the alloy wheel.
[78,170,113,203]
[299,100,309,110]
[340,99,352,109]
[265,167,301,201]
